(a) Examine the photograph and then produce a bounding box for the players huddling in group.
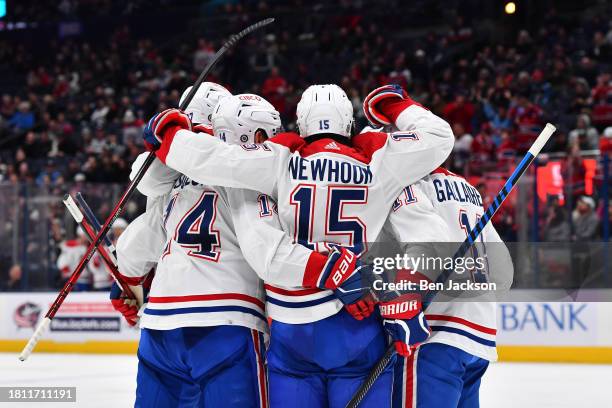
[110,80,511,408]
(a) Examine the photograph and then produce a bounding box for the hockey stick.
[18,18,275,361]
[74,192,118,258]
[73,192,148,305]
[63,194,133,297]
[346,123,556,408]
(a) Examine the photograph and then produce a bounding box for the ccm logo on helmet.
[332,250,355,286]
[239,95,262,101]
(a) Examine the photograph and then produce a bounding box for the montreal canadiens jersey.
[118,177,268,332]
[119,155,327,327]
[156,103,454,323]
[383,168,513,361]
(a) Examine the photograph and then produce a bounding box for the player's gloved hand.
[142,108,192,152]
[343,282,377,320]
[110,282,140,326]
[380,293,430,357]
[363,84,412,127]
[317,247,377,320]
[317,246,358,291]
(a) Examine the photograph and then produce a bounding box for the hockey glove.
[317,246,358,290]
[380,293,430,357]
[143,108,192,152]
[363,84,415,127]
[318,247,377,320]
[110,282,140,326]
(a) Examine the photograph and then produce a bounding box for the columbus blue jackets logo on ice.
[14,302,41,329]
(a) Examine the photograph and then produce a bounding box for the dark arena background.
[0,0,611,407]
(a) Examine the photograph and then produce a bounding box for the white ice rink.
[0,352,610,407]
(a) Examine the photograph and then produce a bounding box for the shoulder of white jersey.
[265,132,306,150]
[265,129,391,166]
[426,167,484,209]
[429,167,464,179]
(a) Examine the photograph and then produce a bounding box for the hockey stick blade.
[63,194,133,297]
[345,123,556,408]
[73,193,116,254]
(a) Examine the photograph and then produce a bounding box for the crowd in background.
[0,0,611,290]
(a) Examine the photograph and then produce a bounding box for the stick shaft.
[345,345,395,408]
[63,195,133,297]
[74,193,116,254]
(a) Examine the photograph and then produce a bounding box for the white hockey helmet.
[211,94,282,145]
[296,84,354,138]
[179,82,231,127]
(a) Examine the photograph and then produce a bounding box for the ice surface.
[0,353,137,408]
[1,353,610,407]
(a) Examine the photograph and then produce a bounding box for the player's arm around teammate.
[140,86,454,200]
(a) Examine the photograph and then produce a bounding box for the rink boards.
[1,291,612,363]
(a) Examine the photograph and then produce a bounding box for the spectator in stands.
[451,123,472,172]
[442,93,475,133]
[8,102,34,131]
[262,66,288,117]
[193,39,215,72]
[508,92,544,151]
[36,159,62,186]
[571,195,601,285]
[542,201,571,242]
[569,114,600,150]
[563,141,588,199]
[482,99,512,138]
[469,123,495,174]
[2,264,23,291]
[122,110,144,146]
[572,196,600,241]
[600,127,612,153]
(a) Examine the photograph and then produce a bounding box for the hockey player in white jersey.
[115,85,364,408]
[141,83,454,407]
[56,227,93,291]
[381,166,513,408]
[114,83,278,408]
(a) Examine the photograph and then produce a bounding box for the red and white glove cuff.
[365,91,404,125]
[153,109,193,163]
